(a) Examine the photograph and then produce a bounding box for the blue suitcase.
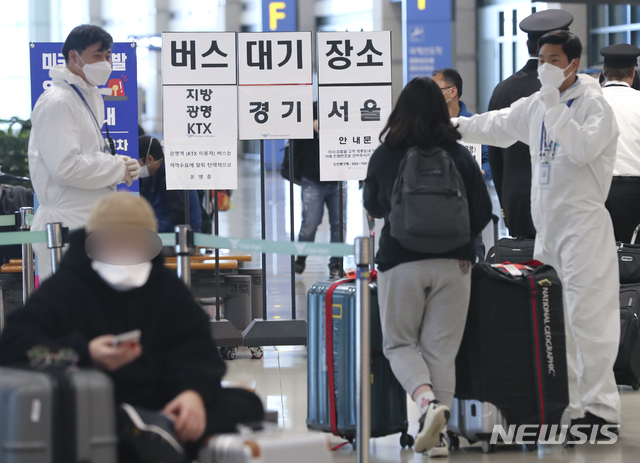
[306,279,413,448]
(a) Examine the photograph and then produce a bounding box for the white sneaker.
[414,400,451,453]
[427,433,449,458]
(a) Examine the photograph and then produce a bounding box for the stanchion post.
[289,142,296,320]
[260,139,268,320]
[175,224,192,288]
[46,223,63,275]
[355,237,371,463]
[20,207,35,304]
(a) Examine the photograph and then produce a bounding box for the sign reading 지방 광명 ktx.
[162,32,239,190]
[237,32,313,141]
[316,31,393,181]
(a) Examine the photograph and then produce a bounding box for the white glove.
[540,85,560,108]
[122,156,141,181]
[451,117,459,127]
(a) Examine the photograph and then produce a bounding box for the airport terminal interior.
[5,0,640,462]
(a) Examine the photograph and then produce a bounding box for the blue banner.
[29,42,139,193]
[261,0,298,32]
[402,0,452,84]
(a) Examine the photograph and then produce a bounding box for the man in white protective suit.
[454,30,622,435]
[28,24,140,282]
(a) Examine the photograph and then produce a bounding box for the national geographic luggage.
[0,367,118,463]
[306,279,414,448]
[615,284,640,389]
[617,225,640,283]
[451,217,568,452]
[199,427,332,463]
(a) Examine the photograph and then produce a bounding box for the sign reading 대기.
[162,32,238,190]
[402,0,452,84]
[29,42,140,193]
[237,32,313,141]
[317,31,392,181]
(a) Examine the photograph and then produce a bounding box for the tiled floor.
[219,157,640,462]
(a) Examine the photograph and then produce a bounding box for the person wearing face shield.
[138,136,202,234]
[0,193,264,463]
[28,25,141,283]
[454,31,622,436]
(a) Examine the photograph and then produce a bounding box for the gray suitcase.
[0,367,118,463]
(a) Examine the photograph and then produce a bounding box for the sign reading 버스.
[161,32,239,190]
[317,31,393,181]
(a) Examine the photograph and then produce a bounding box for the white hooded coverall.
[457,75,622,424]
[28,66,126,281]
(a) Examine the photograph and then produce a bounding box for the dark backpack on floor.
[389,146,470,253]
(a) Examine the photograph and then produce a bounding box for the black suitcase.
[615,284,640,389]
[455,261,569,428]
[486,238,535,263]
[306,279,413,448]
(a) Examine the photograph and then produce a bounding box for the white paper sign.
[163,140,238,190]
[238,32,313,85]
[317,31,392,85]
[318,85,392,181]
[238,85,313,140]
[162,32,237,85]
[458,141,482,169]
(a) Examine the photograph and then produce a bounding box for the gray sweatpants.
[377,258,471,409]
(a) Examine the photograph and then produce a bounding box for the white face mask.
[537,61,575,89]
[138,138,161,178]
[76,54,112,87]
[91,260,152,291]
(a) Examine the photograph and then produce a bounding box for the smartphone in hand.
[111,329,141,347]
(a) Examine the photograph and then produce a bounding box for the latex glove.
[119,156,135,187]
[540,85,560,108]
[451,117,459,127]
[123,156,141,181]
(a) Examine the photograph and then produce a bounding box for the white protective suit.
[457,75,622,424]
[602,81,640,176]
[28,66,126,281]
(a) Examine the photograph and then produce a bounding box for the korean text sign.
[162,32,238,190]
[317,31,392,181]
[29,42,139,193]
[237,32,313,141]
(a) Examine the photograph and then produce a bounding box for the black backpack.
[389,146,470,253]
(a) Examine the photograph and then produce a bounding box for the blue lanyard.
[68,83,115,155]
[540,98,575,160]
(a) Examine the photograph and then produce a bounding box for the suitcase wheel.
[249,347,264,359]
[447,431,460,450]
[220,346,237,360]
[481,442,496,454]
[633,381,640,391]
[399,432,414,448]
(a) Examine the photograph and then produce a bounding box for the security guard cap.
[519,10,574,40]
[600,43,640,69]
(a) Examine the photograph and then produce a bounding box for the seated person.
[0,192,263,463]
[139,136,202,233]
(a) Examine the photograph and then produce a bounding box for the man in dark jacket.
[282,103,346,278]
[0,193,263,463]
[487,9,573,238]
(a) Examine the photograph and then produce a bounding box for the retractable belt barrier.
[0,215,354,257]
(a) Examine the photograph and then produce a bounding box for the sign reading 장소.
[237,32,313,141]
[317,31,393,181]
[162,32,239,190]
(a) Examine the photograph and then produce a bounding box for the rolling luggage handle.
[631,224,640,245]
[491,214,501,263]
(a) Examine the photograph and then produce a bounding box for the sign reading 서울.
[237,32,313,141]
[162,32,239,190]
[317,31,393,181]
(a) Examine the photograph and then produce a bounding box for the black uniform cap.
[519,10,574,41]
[600,43,640,69]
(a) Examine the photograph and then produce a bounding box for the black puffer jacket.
[0,229,226,409]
